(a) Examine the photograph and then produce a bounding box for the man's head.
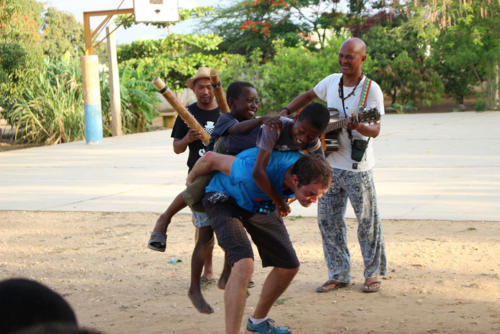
[289,155,332,207]
[0,278,78,334]
[292,102,330,147]
[338,37,366,77]
[226,81,258,121]
[187,67,215,108]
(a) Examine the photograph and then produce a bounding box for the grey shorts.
[192,210,211,228]
[202,193,299,268]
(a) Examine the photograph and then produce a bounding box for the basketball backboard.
[133,0,179,23]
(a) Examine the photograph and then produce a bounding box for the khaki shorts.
[182,137,229,212]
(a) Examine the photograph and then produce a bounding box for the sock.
[249,316,269,325]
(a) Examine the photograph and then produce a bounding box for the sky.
[43,0,231,45]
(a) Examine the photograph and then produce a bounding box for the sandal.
[315,279,347,293]
[362,280,381,293]
[148,232,167,252]
[200,276,217,285]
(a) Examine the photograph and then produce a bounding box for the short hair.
[291,155,332,188]
[0,278,77,334]
[15,323,103,334]
[226,81,255,104]
[298,102,330,133]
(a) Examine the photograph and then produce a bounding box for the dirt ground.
[1,211,499,334]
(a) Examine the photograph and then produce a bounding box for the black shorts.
[202,192,299,269]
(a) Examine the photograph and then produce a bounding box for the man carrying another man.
[188,148,332,334]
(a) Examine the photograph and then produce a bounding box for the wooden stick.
[210,69,230,114]
[152,77,210,145]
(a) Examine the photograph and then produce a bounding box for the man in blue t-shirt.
[188,147,332,334]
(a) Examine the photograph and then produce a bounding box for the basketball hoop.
[133,0,179,23]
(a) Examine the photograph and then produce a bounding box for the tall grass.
[7,57,84,144]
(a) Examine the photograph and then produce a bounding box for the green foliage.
[41,7,85,59]
[0,0,45,107]
[4,57,84,144]
[117,33,235,91]
[207,0,344,59]
[100,62,160,134]
[220,35,348,113]
[117,34,223,61]
[121,52,232,91]
[429,1,500,105]
[473,99,486,111]
[386,101,417,114]
[261,39,338,112]
[362,25,443,107]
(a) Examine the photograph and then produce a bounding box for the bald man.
[281,37,387,293]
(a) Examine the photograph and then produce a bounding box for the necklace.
[338,73,363,102]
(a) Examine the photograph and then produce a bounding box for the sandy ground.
[1,210,499,334]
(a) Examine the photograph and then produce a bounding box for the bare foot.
[188,289,214,314]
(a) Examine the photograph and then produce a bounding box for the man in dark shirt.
[171,67,220,171]
[168,67,220,282]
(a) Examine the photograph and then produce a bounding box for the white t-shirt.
[313,73,384,171]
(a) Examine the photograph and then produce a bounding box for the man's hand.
[347,113,360,130]
[275,198,291,218]
[184,129,202,144]
[260,116,281,131]
[279,108,290,117]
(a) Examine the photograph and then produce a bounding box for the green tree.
[361,24,443,106]
[117,33,237,91]
[207,0,350,59]
[41,7,85,59]
[0,0,45,114]
[427,0,500,106]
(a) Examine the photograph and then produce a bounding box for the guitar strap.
[358,77,373,146]
[339,76,372,140]
[339,75,373,169]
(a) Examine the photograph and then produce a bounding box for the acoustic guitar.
[321,107,381,152]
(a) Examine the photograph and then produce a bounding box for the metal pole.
[81,55,103,144]
[106,26,122,136]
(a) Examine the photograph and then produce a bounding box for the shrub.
[6,57,84,144]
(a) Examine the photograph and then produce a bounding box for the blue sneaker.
[246,318,292,334]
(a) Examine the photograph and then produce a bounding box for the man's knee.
[232,258,254,281]
[276,266,300,279]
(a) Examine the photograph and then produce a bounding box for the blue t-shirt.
[205,147,303,213]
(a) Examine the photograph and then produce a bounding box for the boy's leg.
[183,173,216,211]
[188,225,215,314]
[193,211,215,282]
[197,227,215,281]
[148,192,187,251]
[217,254,231,290]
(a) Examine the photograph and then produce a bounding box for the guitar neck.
[325,118,349,133]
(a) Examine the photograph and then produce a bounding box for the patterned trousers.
[317,168,387,283]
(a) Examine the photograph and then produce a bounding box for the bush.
[6,57,84,144]
[100,62,160,135]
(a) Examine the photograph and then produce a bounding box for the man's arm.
[280,89,319,116]
[347,120,381,138]
[186,151,236,185]
[173,129,202,154]
[226,116,281,135]
[252,149,291,217]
